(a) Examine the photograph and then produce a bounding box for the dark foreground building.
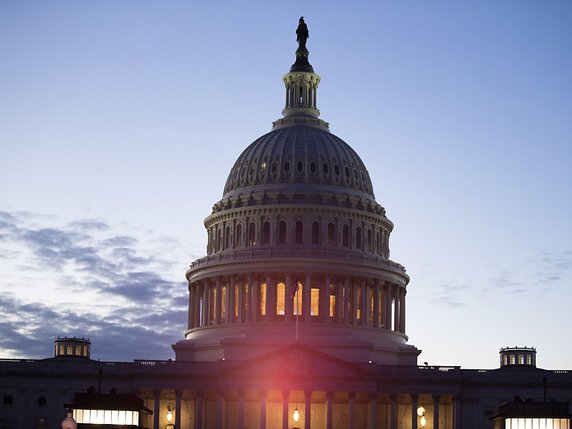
[1,20,571,429]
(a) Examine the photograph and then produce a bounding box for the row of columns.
[188,275,406,334]
[152,390,446,429]
[284,75,319,109]
[207,219,390,260]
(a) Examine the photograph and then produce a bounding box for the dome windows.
[207,215,389,258]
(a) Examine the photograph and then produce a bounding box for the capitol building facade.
[1,20,571,429]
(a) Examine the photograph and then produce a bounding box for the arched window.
[356,227,362,250]
[328,223,335,246]
[235,224,242,248]
[248,223,256,246]
[312,221,320,245]
[367,229,373,252]
[225,225,231,249]
[295,221,304,243]
[262,221,271,245]
[342,225,349,247]
[276,282,285,315]
[278,221,287,244]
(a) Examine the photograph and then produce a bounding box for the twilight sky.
[1,1,571,369]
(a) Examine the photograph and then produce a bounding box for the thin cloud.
[0,209,188,361]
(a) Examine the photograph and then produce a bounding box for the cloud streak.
[0,209,187,361]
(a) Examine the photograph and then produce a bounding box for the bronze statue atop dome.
[296,16,309,48]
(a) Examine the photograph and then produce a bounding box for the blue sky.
[1,1,571,368]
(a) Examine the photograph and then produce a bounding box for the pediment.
[220,343,367,380]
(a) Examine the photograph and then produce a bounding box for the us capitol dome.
[173,18,419,365]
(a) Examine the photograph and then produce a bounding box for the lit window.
[221,286,227,319]
[276,282,285,315]
[310,287,320,316]
[293,283,303,315]
[259,283,267,317]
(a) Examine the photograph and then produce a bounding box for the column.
[393,287,400,333]
[246,274,254,322]
[260,391,267,429]
[303,274,311,322]
[399,288,406,334]
[363,279,370,326]
[411,394,418,429]
[373,280,381,327]
[352,280,359,325]
[385,283,393,330]
[238,390,245,429]
[368,393,377,429]
[282,391,290,429]
[250,275,257,322]
[265,275,273,319]
[321,274,330,322]
[175,390,182,429]
[194,283,202,328]
[347,392,356,429]
[285,275,293,320]
[153,390,160,429]
[433,394,440,429]
[390,394,398,429]
[215,277,222,324]
[253,276,260,321]
[453,397,462,429]
[195,392,204,429]
[336,277,344,323]
[237,277,244,323]
[203,281,211,326]
[229,276,236,323]
[343,278,350,324]
[216,391,225,428]
[326,391,334,429]
[188,285,196,329]
[304,391,312,429]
